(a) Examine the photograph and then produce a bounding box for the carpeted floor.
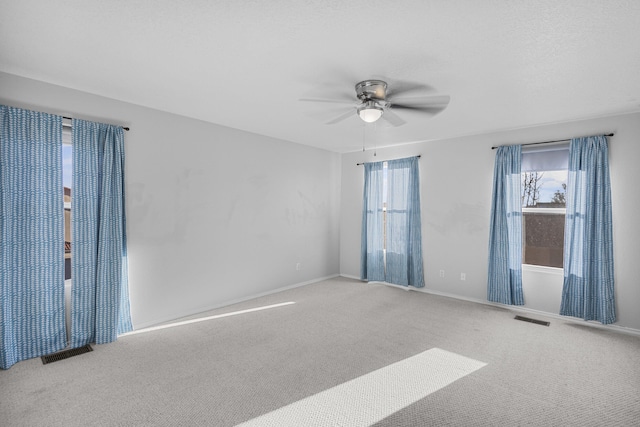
[1,277,639,426]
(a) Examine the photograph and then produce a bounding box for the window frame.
[520,146,568,271]
[63,123,72,281]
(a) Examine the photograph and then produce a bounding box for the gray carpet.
[1,277,639,426]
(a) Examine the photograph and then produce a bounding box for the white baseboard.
[339,275,640,337]
[340,274,362,281]
[131,274,340,331]
[133,274,640,337]
[414,287,640,336]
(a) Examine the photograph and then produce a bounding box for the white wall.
[0,72,341,329]
[340,112,640,331]
[3,70,638,332]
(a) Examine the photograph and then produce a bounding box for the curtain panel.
[0,105,66,369]
[360,161,385,282]
[560,135,615,324]
[71,119,132,347]
[385,157,424,287]
[487,145,524,305]
[360,156,424,288]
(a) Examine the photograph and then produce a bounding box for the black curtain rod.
[63,116,130,131]
[357,155,421,166]
[491,133,614,150]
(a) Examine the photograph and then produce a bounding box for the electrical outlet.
[460,273,466,281]
[296,263,301,271]
[439,270,445,278]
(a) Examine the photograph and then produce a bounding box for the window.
[361,156,424,287]
[382,162,388,253]
[521,146,568,268]
[63,124,72,280]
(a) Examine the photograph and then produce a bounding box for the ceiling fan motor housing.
[356,80,387,101]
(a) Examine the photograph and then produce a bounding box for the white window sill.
[522,264,563,275]
[522,207,566,214]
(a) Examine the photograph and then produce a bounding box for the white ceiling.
[1,0,640,153]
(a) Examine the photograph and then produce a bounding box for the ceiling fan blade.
[304,106,351,122]
[380,108,406,127]
[326,108,356,124]
[385,80,432,98]
[299,89,354,104]
[388,104,448,117]
[388,95,451,107]
[299,97,354,105]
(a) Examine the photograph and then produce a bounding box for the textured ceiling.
[1,0,639,153]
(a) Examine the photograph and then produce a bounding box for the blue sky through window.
[537,170,566,202]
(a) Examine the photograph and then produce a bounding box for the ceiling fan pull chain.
[373,121,377,156]
[363,124,366,152]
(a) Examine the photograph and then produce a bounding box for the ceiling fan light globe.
[358,105,383,123]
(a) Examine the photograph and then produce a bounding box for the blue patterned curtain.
[487,145,524,305]
[361,161,385,282]
[385,157,424,287]
[71,119,132,347]
[361,157,424,287]
[1,105,66,369]
[560,136,615,324]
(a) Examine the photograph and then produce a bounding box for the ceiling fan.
[301,79,450,127]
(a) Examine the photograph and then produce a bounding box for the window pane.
[521,165,567,268]
[63,142,72,280]
[521,170,567,208]
[522,212,564,268]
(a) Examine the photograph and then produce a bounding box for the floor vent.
[41,344,93,365]
[514,315,550,326]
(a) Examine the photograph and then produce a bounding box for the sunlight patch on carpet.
[121,302,296,336]
[236,348,487,427]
